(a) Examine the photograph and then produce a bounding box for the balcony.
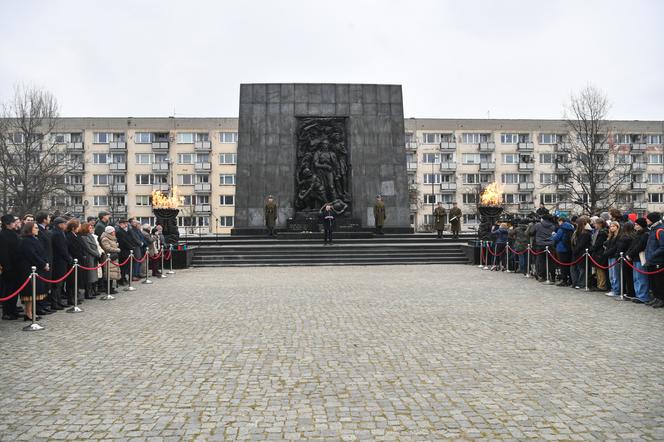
[111,183,126,193]
[555,162,570,171]
[194,162,212,171]
[109,162,127,172]
[517,142,534,151]
[194,182,212,193]
[408,183,418,191]
[631,182,647,191]
[518,182,535,191]
[555,143,571,152]
[632,143,647,151]
[557,182,571,191]
[518,162,535,171]
[406,162,417,172]
[65,184,84,193]
[71,204,84,213]
[194,204,212,213]
[409,203,418,212]
[558,202,576,210]
[152,163,169,172]
[479,162,495,171]
[479,142,495,151]
[66,142,84,151]
[595,143,610,152]
[440,162,456,171]
[596,183,610,191]
[633,202,648,211]
[194,140,212,151]
[440,182,457,192]
[115,205,127,213]
[440,142,456,150]
[405,142,418,151]
[632,162,646,171]
[152,141,169,150]
[152,183,169,192]
[109,141,126,150]
[519,202,535,211]
[71,163,85,171]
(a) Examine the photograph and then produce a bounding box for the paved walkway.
[1,265,663,441]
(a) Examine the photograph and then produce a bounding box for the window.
[462,133,489,144]
[93,175,110,185]
[219,216,234,227]
[54,133,69,143]
[648,173,664,184]
[647,135,663,145]
[177,153,194,164]
[462,194,477,204]
[93,195,108,206]
[540,173,556,184]
[614,134,631,144]
[440,133,454,143]
[502,154,519,164]
[539,153,554,164]
[136,217,156,226]
[539,133,558,144]
[424,194,444,204]
[66,174,83,184]
[10,133,25,144]
[616,154,632,164]
[422,153,440,163]
[154,153,168,164]
[178,174,194,185]
[182,195,195,206]
[111,195,126,206]
[196,153,210,163]
[501,173,519,184]
[220,132,238,143]
[500,133,518,144]
[195,133,209,142]
[540,194,559,204]
[503,194,529,204]
[423,173,441,184]
[135,132,153,144]
[220,195,234,205]
[219,153,237,164]
[136,174,153,185]
[649,193,663,203]
[93,153,110,164]
[463,214,479,225]
[648,154,663,164]
[405,132,415,143]
[422,133,440,144]
[153,174,167,184]
[195,174,210,184]
[135,153,152,164]
[220,174,236,185]
[177,132,194,144]
[136,195,151,206]
[463,174,479,184]
[93,132,110,144]
[462,153,481,164]
[111,175,125,184]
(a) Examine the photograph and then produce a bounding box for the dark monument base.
[286,212,362,233]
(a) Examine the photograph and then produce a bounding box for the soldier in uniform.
[264,195,277,237]
[449,202,462,239]
[373,195,386,235]
[433,202,446,239]
[320,203,335,244]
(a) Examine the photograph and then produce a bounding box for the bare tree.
[557,85,631,214]
[0,85,81,215]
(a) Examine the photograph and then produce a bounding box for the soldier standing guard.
[373,195,386,235]
[433,202,446,239]
[449,202,462,239]
[264,195,277,237]
[320,204,335,244]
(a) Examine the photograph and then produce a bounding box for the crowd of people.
[0,211,168,323]
[487,206,664,309]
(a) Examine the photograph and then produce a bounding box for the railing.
[440,162,456,171]
[633,202,648,211]
[518,182,535,191]
[518,162,534,170]
[152,163,169,172]
[71,205,84,213]
[109,162,127,172]
[152,183,169,192]
[194,204,212,213]
[194,140,212,151]
[115,205,127,213]
[406,162,417,171]
[72,163,84,171]
[479,162,495,171]
[194,162,212,171]
[631,143,647,151]
[595,143,610,151]
[194,183,212,192]
[632,162,646,171]
[152,142,169,150]
[111,184,126,192]
[65,184,84,193]
[555,143,571,152]
[519,202,535,211]
[440,182,457,191]
[558,202,575,210]
[66,142,84,150]
[517,142,534,151]
[479,142,496,151]
[405,142,418,151]
[440,142,457,150]
[631,182,647,190]
[109,141,127,150]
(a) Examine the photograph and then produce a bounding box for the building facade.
[30,117,664,234]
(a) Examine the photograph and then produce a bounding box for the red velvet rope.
[546,251,585,267]
[35,266,76,284]
[486,244,506,257]
[78,260,108,271]
[623,259,664,275]
[587,255,621,270]
[0,276,32,301]
[507,246,528,256]
[110,256,132,268]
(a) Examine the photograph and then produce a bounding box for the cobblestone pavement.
[1,265,663,441]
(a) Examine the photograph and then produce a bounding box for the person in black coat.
[319,204,335,245]
[116,219,140,283]
[50,217,73,309]
[17,222,50,321]
[65,219,87,305]
[36,212,56,312]
[626,218,651,303]
[590,219,609,291]
[620,223,636,298]
[570,217,592,289]
[1,214,21,320]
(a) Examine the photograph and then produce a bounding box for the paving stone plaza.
[1,264,663,441]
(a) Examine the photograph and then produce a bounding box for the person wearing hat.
[449,202,462,239]
[626,218,651,304]
[94,211,111,237]
[99,225,121,294]
[373,195,386,235]
[433,202,446,239]
[50,217,73,309]
[1,214,21,320]
[645,212,664,308]
[264,196,277,237]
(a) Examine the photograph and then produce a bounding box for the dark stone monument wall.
[234,83,410,232]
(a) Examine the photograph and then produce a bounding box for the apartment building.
[25,117,664,234]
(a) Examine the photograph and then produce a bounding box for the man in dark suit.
[1,214,21,320]
[50,217,72,309]
[116,219,141,283]
[35,212,56,314]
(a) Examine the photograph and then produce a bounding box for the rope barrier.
[587,255,621,270]
[486,244,507,257]
[35,266,76,284]
[109,256,132,268]
[623,259,664,275]
[547,252,586,267]
[507,246,528,256]
[78,260,108,271]
[0,276,32,302]
[149,251,163,261]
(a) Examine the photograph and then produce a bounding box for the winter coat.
[645,221,664,266]
[528,219,555,247]
[17,235,49,297]
[116,227,139,260]
[603,234,632,260]
[51,229,73,280]
[433,207,446,231]
[590,228,608,266]
[80,234,101,283]
[552,222,575,254]
[0,228,21,286]
[373,202,386,226]
[490,226,509,244]
[513,226,530,252]
[626,230,649,264]
[66,231,87,266]
[571,229,592,259]
[319,208,335,230]
[100,232,121,281]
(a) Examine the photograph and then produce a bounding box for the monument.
[232,83,411,234]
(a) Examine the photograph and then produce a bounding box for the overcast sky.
[1,0,662,120]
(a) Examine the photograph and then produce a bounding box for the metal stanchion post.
[66,259,83,313]
[99,257,115,300]
[159,247,167,278]
[477,240,484,268]
[483,241,490,270]
[23,266,44,331]
[506,245,512,273]
[167,245,175,275]
[585,248,590,292]
[143,253,153,285]
[620,252,624,300]
[544,246,554,285]
[124,250,137,292]
[525,244,532,278]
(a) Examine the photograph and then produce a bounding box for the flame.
[151,187,182,209]
[480,182,503,206]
